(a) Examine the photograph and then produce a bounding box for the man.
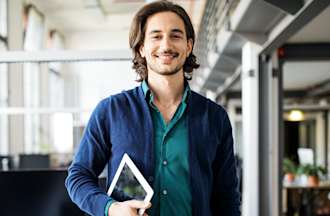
[65,1,241,216]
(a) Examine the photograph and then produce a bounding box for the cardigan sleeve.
[211,111,241,216]
[65,98,113,216]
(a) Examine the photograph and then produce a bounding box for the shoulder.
[96,86,141,106]
[92,86,142,115]
[190,90,227,117]
[109,86,141,104]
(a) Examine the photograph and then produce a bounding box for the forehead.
[145,11,186,33]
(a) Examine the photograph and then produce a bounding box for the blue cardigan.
[65,85,240,216]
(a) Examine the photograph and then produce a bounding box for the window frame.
[0,0,8,155]
[0,0,8,41]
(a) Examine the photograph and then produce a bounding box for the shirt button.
[163,160,168,166]
[162,190,167,195]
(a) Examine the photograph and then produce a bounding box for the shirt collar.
[141,80,190,103]
[141,80,150,98]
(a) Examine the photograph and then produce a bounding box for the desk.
[0,170,84,216]
[283,183,330,216]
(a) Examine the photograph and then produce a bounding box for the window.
[47,30,71,153]
[48,30,65,108]
[0,0,7,39]
[0,0,8,155]
[0,41,8,155]
[23,5,44,153]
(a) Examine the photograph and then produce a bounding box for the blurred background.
[1,0,330,215]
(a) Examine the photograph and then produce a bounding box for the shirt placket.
[160,120,168,206]
[148,88,188,215]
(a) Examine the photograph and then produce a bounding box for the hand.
[108,200,151,216]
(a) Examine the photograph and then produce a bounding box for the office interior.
[0,0,330,215]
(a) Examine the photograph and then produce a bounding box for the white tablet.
[107,153,154,215]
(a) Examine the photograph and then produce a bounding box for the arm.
[65,99,112,216]
[65,99,152,216]
[211,111,241,216]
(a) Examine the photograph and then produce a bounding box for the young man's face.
[139,11,193,77]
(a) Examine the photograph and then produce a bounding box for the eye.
[151,35,161,40]
[172,34,182,39]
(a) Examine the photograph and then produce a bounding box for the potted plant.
[299,164,327,186]
[283,158,297,183]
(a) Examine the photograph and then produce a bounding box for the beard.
[147,59,185,76]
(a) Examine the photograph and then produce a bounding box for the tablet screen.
[108,153,153,216]
[111,163,147,202]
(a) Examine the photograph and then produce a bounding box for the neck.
[147,70,185,105]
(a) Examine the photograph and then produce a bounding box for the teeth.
[156,53,177,58]
[159,55,175,58]
[159,55,174,59]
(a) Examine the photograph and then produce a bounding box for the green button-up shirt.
[142,81,192,216]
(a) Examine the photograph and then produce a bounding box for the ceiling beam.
[235,31,268,45]
[226,89,307,99]
[209,71,231,80]
[307,78,330,97]
[263,0,304,15]
[279,43,330,61]
[284,90,306,98]
[0,50,131,63]
[261,0,330,56]
[216,66,241,97]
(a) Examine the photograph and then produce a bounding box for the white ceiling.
[228,60,330,93]
[284,5,330,91]
[228,61,330,93]
[288,5,330,43]
[228,4,330,93]
[283,61,330,90]
[256,3,330,93]
[28,0,206,35]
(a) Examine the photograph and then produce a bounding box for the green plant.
[298,164,327,177]
[296,164,308,175]
[283,158,297,174]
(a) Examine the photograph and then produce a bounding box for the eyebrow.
[148,28,185,35]
[148,30,161,35]
[171,29,184,34]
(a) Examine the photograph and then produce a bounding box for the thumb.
[125,200,151,209]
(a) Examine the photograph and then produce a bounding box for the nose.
[159,35,172,50]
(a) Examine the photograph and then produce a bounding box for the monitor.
[19,154,50,170]
[0,170,84,216]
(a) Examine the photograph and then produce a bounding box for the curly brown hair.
[129,0,200,82]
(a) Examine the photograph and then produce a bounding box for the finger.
[125,200,151,209]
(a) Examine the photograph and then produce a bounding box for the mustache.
[156,50,179,56]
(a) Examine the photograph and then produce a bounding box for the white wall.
[65,30,138,123]
[66,31,129,50]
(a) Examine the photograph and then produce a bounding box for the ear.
[139,45,145,58]
[186,39,193,57]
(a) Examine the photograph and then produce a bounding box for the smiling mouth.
[155,53,179,63]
